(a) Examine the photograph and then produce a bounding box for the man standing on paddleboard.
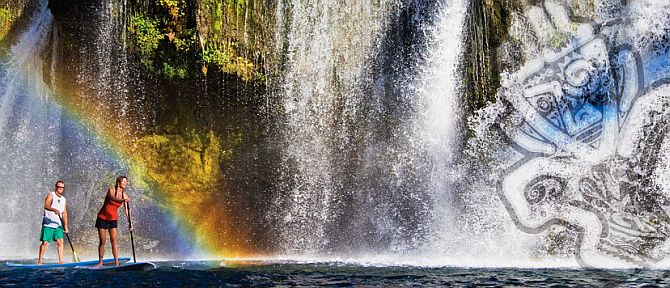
[37,180,69,264]
[95,175,131,267]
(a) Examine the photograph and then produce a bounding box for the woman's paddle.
[58,215,81,263]
[125,200,137,263]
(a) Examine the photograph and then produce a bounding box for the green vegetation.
[129,128,245,210]
[129,15,161,68]
[132,130,229,195]
[127,0,264,82]
[202,42,255,80]
[0,6,19,42]
[0,8,13,25]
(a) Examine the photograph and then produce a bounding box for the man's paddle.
[58,214,81,263]
[125,201,137,263]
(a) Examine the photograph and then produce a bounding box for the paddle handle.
[58,215,77,256]
[126,201,137,263]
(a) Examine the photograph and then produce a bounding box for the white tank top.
[43,192,66,228]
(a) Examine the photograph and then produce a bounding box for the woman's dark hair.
[115,176,127,190]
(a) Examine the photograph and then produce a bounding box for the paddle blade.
[72,251,81,263]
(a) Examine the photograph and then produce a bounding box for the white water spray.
[274,0,397,253]
[0,0,63,258]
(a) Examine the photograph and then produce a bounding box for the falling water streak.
[412,0,468,252]
[49,24,58,93]
[0,0,64,257]
[0,3,53,135]
[87,0,130,131]
[275,0,397,254]
[95,1,113,100]
[274,0,284,54]
[116,0,130,120]
[46,16,61,180]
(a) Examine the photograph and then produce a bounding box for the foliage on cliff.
[128,0,272,81]
[0,1,26,43]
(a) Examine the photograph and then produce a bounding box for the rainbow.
[8,55,254,259]
[3,0,258,259]
[55,81,254,258]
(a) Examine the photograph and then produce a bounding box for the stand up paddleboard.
[6,257,131,269]
[77,261,157,271]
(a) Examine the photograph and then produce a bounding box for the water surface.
[1,261,668,287]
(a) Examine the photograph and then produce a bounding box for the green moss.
[131,130,231,203]
[464,0,521,115]
[225,0,250,16]
[160,0,186,20]
[0,6,20,42]
[129,15,162,69]
[162,62,188,78]
[204,0,225,34]
[202,42,256,80]
[203,44,231,66]
[0,8,13,24]
[254,72,266,83]
[126,0,267,82]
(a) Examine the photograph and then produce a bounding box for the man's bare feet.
[114,261,119,266]
[58,261,64,264]
[95,262,103,268]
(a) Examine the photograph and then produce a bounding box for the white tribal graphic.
[498,1,670,268]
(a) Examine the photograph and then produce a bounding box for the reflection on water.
[1,260,669,287]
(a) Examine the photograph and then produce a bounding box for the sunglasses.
[56,186,65,189]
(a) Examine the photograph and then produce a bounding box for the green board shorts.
[40,226,64,242]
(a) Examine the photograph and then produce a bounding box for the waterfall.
[274,0,399,254]
[0,0,62,257]
[4,0,670,268]
[0,0,186,260]
[417,0,467,254]
[86,0,131,125]
[272,0,670,267]
[273,0,469,257]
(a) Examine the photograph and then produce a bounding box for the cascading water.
[0,0,189,260]
[3,0,670,271]
[272,0,670,269]
[0,0,62,257]
[415,0,467,254]
[272,0,469,258]
[273,0,399,254]
[80,0,133,128]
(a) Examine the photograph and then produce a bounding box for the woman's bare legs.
[110,228,119,265]
[96,228,107,267]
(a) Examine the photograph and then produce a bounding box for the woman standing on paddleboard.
[95,175,132,267]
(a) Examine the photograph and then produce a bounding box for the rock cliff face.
[43,0,280,256]
[40,0,529,145]
[462,0,606,115]
[49,0,274,79]
[463,0,522,114]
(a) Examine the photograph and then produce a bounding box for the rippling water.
[1,261,669,287]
